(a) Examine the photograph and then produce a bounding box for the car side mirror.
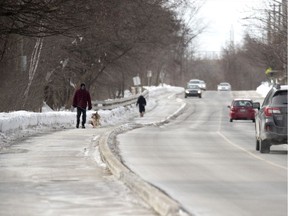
[227,105,231,108]
[253,102,260,110]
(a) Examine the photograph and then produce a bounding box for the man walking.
[136,95,146,117]
[73,83,92,128]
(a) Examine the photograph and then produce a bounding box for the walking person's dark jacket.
[136,95,146,116]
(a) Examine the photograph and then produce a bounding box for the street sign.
[147,70,152,77]
[133,76,141,86]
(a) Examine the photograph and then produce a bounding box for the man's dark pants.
[76,107,86,128]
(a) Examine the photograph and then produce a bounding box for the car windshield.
[271,91,287,105]
[187,84,199,89]
[220,83,229,86]
[189,81,200,84]
[233,100,252,107]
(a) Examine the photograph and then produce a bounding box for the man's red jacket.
[73,89,92,110]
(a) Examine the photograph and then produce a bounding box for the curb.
[98,100,194,216]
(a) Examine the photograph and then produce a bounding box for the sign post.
[147,70,152,86]
[133,76,141,94]
[160,71,165,86]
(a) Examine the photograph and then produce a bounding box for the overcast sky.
[195,0,264,54]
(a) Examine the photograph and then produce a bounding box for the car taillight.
[264,107,281,117]
[265,125,272,131]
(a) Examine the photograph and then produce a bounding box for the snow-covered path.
[0,86,184,216]
[0,127,159,216]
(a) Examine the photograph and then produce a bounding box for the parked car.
[254,85,287,153]
[228,99,258,122]
[188,79,206,90]
[217,82,231,91]
[185,84,202,98]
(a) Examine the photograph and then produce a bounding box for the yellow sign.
[265,67,272,75]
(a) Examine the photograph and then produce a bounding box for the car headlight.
[198,90,201,93]
[185,90,189,93]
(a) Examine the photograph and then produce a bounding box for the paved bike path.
[0,91,184,216]
[0,127,160,216]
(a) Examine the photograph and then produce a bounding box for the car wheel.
[260,139,270,153]
[185,95,187,98]
[256,138,260,151]
[252,119,255,123]
[230,118,233,122]
[199,95,202,98]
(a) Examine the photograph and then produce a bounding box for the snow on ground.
[256,82,273,97]
[0,83,271,149]
[0,85,183,149]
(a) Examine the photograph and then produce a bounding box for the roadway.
[118,91,288,216]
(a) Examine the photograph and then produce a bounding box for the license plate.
[240,109,246,112]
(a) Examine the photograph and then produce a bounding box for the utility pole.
[283,0,287,75]
[230,25,235,48]
[20,37,27,72]
[267,11,272,44]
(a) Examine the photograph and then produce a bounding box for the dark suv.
[255,85,287,153]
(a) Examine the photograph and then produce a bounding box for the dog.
[89,112,101,128]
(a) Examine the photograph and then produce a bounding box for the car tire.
[199,95,202,98]
[256,138,260,151]
[252,119,255,123]
[260,139,270,153]
[185,95,187,98]
[230,118,233,122]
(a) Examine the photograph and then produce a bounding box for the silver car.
[254,85,287,153]
[188,79,206,90]
[185,84,202,98]
[217,82,231,91]
[199,80,206,90]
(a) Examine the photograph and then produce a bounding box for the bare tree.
[0,0,89,62]
[0,0,203,111]
[63,0,194,93]
[220,43,266,90]
[243,0,287,77]
[0,0,86,37]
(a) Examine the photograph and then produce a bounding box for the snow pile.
[0,111,75,132]
[256,82,272,97]
[0,85,183,148]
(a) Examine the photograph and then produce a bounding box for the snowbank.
[0,85,183,147]
[0,111,75,133]
[256,82,272,97]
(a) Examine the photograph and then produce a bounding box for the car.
[254,84,287,153]
[188,79,206,90]
[199,80,206,90]
[185,84,202,98]
[228,99,258,122]
[217,82,231,91]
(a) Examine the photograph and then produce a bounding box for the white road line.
[217,131,287,170]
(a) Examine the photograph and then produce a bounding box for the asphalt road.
[118,91,288,216]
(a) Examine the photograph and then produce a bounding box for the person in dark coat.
[73,83,92,128]
[136,95,146,117]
